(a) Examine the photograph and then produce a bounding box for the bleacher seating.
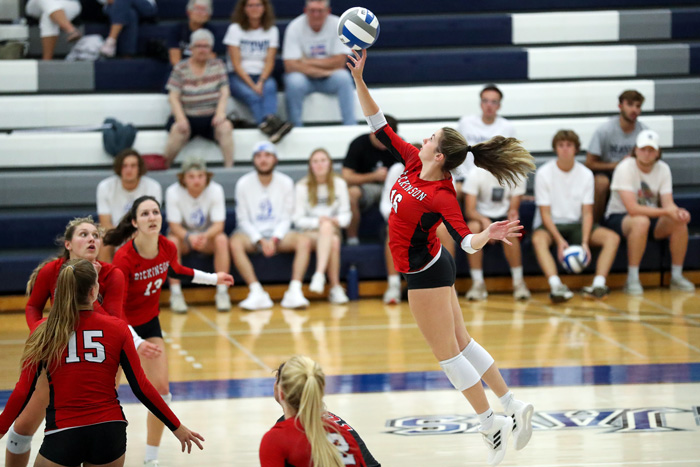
[0,0,699,295]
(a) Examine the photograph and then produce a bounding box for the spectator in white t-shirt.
[282,0,356,127]
[229,141,313,310]
[462,167,529,301]
[165,157,231,313]
[224,0,292,143]
[294,148,350,304]
[603,129,695,295]
[532,130,620,303]
[96,148,163,261]
[456,84,516,200]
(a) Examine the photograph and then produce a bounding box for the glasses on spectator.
[481,99,500,105]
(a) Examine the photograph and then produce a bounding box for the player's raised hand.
[346,49,367,80]
[487,219,523,246]
[173,424,205,453]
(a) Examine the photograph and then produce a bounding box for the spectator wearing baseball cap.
[229,142,314,310]
[165,156,232,312]
[603,129,695,295]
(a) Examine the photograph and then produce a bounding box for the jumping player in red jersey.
[5,217,161,467]
[260,355,367,467]
[104,195,234,467]
[348,50,536,467]
[0,259,204,467]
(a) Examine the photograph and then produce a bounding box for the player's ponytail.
[21,259,97,370]
[439,128,536,188]
[26,216,101,295]
[279,356,343,467]
[104,195,159,246]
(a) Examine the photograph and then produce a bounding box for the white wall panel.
[0,60,37,93]
[528,45,637,79]
[513,11,619,44]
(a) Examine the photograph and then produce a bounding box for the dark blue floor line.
[2,362,699,407]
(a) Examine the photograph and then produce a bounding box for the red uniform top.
[25,258,125,332]
[377,125,471,273]
[0,310,180,435]
[112,236,195,327]
[259,417,367,467]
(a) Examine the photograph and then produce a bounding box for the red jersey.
[0,310,180,435]
[377,125,471,273]
[112,236,195,326]
[260,417,367,467]
[25,258,125,332]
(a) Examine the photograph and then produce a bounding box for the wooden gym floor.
[1,276,699,466]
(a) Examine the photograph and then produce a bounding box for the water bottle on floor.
[347,264,359,300]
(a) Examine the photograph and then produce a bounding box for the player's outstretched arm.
[347,50,379,117]
[472,220,523,250]
[173,424,205,453]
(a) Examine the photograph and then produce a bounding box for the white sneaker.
[549,284,573,303]
[480,415,514,466]
[508,399,534,451]
[100,37,116,57]
[239,289,274,311]
[512,281,531,300]
[466,281,488,301]
[346,237,360,246]
[309,272,326,294]
[383,284,401,304]
[144,461,159,467]
[670,275,695,292]
[215,291,231,311]
[281,287,309,309]
[623,279,644,295]
[169,293,188,314]
[329,285,349,304]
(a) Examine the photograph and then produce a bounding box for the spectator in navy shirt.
[168,0,216,66]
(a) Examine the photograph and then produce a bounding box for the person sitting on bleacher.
[96,148,162,262]
[463,166,530,302]
[342,115,399,245]
[586,90,647,223]
[25,0,82,60]
[294,148,350,304]
[229,142,312,310]
[281,0,356,128]
[164,29,235,168]
[165,157,231,313]
[533,130,620,302]
[167,0,215,66]
[603,129,695,295]
[98,0,157,57]
[224,0,292,143]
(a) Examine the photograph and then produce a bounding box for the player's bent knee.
[439,354,481,391]
[6,426,33,454]
[461,339,494,377]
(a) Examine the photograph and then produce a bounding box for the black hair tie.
[467,145,473,153]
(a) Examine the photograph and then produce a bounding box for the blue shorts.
[603,213,658,238]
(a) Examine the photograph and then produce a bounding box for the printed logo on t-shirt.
[637,181,658,207]
[240,39,270,54]
[189,208,206,229]
[256,198,274,222]
[491,187,505,203]
[607,143,634,161]
[309,43,327,58]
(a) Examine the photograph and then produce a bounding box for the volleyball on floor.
[337,7,380,50]
[561,245,590,274]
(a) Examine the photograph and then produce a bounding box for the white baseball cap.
[252,141,277,156]
[636,129,659,150]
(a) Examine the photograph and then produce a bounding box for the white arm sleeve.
[365,110,387,132]
[193,270,218,285]
[129,325,145,350]
[461,234,479,254]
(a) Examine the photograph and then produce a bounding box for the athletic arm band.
[129,325,145,350]
[365,110,387,132]
[461,234,479,254]
[193,270,218,285]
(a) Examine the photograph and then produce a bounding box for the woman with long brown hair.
[294,148,351,304]
[105,195,233,466]
[260,355,367,467]
[347,50,535,466]
[5,217,160,467]
[0,259,204,467]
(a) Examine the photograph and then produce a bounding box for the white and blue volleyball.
[337,7,380,50]
[561,245,590,274]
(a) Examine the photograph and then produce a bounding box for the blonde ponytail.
[21,259,97,371]
[279,356,343,467]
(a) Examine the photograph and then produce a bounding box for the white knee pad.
[162,393,172,405]
[461,339,495,377]
[439,354,481,391]
[6,426,33,455]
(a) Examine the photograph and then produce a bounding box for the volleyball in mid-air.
[561,245,590,274]
[337,7,380,50]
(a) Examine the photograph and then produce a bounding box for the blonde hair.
[21,259,97,371]
[26,216,101,295]
[306,148,336,207]
[438,127,535,188]
[279,355,343,467]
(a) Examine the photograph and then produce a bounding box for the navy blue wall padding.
[363,49,528,84]
[689,44,700,75]
[671,9,700,39]
[0,211,95,250]
[95,59,171,92]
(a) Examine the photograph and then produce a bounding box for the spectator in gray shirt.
[585,90,647,222]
